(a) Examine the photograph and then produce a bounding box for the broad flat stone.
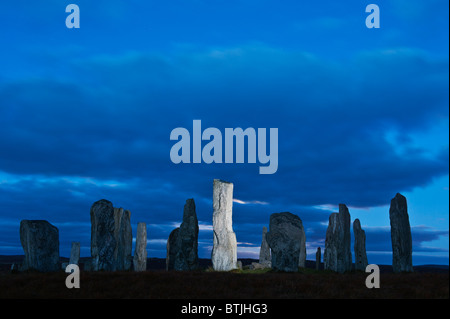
[90,199,133,271]
[266,212,303,272]
[20,220,60,272]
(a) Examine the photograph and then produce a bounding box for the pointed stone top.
[390,193,407,212]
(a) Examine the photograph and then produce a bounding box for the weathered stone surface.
[69,242,80,265]
[113,207,132,271]
[316,247,321,270]
[211,179,237,271]
[166,228,179,271]
[251,262,266,270]
[20,220,60,272]
[353,219,368,271]
[324,204,352,273]
[90,199,133,271]
[258,226,271,267]
[91,199,115,271]
[266,212,303,272]
[166,199,199,271]
[298,221,307,268]
[389,193,413,273]
[133,222,147,271]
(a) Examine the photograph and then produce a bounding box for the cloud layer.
[0,45,448,263]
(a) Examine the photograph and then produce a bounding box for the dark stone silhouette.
[266,212,304,272]
[20,220,60,272]
[324,204,352,273]
[90,199,132,271]
[389,193,413,272]
[353,218,368,271]
[166,198,199,271]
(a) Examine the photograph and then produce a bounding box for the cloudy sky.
[0,1,448,265]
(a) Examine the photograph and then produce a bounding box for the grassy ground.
[1,268,448,299]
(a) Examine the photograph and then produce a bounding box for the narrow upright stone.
[113,207,133,271]
[266,212,303,272]
[298,221,307,268]
[389,193,413,273]
[324,204,352,273]
[211,179,237,271]
[353,219,368,271]
[166,199,199,271]
[316,247,321,270]
[69,242,80,265]
[166,228,180,271]
[259,226,271,267]
[133,222,147,272]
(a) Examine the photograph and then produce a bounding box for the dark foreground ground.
[0,256,448,299]
[1,268,448,299]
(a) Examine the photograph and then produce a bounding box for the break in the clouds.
[0,1,448,264]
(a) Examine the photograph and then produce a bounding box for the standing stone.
[266,212,303,272]
[353,219,368,271]
[20,220,60,272]
[389,193,413,273]
[166,199,199,271]
[91,199,116,271]
[316,247,321,270]
[298,221,307,268]
[166,228,180,271]
[90,199,133,271]
[133,222,147,272]
[259,226,271,267]
[211,179,237,271]
[113,207,133,271]
[324,204,352,273]
[69,242,80,265]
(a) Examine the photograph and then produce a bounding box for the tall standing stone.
[166,228,179,271]
[324,204,352,273]
[353,219,368,271]
[90,199,133,271]
[166,198,199,271]
[113,207,133,271]
[91,199,116,271]
[316,247,321,270]
[298,221,307,268]
[211,179,237,271]
[69,242,80,265]
[259,226,271,267]
[266,212,303,272]
[389,193,413,273]
[20,220,60,272]
[133,222,147,272]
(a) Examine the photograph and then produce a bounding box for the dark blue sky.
[0,0,448,265]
